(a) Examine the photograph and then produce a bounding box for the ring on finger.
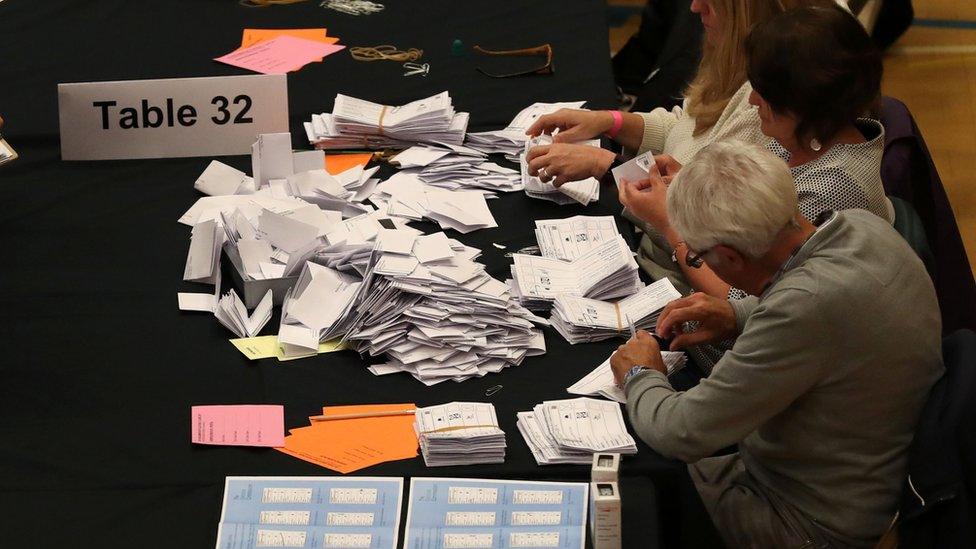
[539,167,550,180]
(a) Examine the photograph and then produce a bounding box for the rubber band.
[350,45,423,62]
[239,0,307,7]
[377,105,388,136]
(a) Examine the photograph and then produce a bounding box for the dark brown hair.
[745,5,882,145]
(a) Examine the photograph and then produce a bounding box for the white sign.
[58,75,289,160]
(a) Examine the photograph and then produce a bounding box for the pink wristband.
[605,110,624,139]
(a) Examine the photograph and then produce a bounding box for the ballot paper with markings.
[404,477,587,549]
[550,278,682,344]
[510,236,641,310]
[534,215,620,261]
[413,402,506,467]
[517,398,637,465]
[567,352,688,403]
[215,476,403,549]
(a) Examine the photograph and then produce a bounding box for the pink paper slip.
[215,36,346,74]
[191,404,285,447]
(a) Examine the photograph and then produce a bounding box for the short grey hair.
[667,140,797,259]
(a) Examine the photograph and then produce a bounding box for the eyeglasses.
[473,44,554,78]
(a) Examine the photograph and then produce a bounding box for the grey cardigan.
[625,210,944,542]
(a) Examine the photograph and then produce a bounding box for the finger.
[539,166,556,183]
[657,307,703,339]
[670,331,712,351]
[527,154,551,176]
[525,114,560,137]
[551,127,581,143]
[552,173,571,188]
[633,178,653,191]
[656,296,698,336]
[526,145,550,162]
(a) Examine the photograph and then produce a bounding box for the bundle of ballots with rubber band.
[305,91,469,150]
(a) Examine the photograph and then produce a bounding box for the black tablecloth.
[0,1,721,547]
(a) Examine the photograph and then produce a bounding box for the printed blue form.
[404,477,588,549]
[215,476,404,549]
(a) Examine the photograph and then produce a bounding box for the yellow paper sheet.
[324,153,374,175]
[276,403,419,474]
[229,335,279,360]
[229,336,346,361]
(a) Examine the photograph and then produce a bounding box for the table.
[0,1,721,546]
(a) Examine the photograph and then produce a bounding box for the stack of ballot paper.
[414,402,506,466]
[535,215,621,261]
[367,172,499,234]
[465,101,587,160]
[305,92,469,150]
[510,236,641,311]
[567,352,688,403]
[521,134,600,206]
[550,278,682,344]
[390,144,522,194]
[517,397,638,465]
[274,228,547,382]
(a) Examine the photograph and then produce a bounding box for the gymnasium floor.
[607,0,976,268]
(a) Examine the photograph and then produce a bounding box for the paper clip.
[403,62,430,77]
[485,385,503,397]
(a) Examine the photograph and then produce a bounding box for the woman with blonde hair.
[525,0,826,186]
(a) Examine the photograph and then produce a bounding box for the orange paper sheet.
[241,28,339,49]
[276,403,418,474]
[240,29,340,65]
[324,153,374,175]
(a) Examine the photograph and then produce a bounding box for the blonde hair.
[684,0,824,136]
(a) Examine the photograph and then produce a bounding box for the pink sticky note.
[215,35,346,74]
[191,404,285,447]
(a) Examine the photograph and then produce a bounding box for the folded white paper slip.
[0,138,18,166]
[215,289,273,338]
[567,352,688,403]
[183,219,223,284]
[414,402,506,467]
[610,150,658,188]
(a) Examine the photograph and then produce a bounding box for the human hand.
[527,143,616,187]
[656,293,738,350]
[525,109,613,143]
[654,154,682,184]
[618,173,670,232]
[610,330,666,385]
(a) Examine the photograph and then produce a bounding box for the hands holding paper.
[610,330,666,385]
[617,153,682,233]
[525,142,615,187]
[656,293,738,350]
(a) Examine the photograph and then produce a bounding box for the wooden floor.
[608,1,976,268]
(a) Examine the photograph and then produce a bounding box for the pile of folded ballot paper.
[509,235,642,312]
[517,397,638,465]
[305,92,468,150]
[549,278,682,344]
[414,402,506,466]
